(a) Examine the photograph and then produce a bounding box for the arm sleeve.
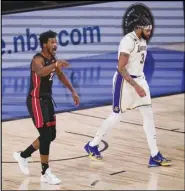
[119,36,134,55]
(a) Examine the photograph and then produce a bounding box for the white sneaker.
[40,168,61,185]
[13,152,30,175]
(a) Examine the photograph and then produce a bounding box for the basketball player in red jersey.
[13,30,80,185]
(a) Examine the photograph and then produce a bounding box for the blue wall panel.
[2,1,185,121]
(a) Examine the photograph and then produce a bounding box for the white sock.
[89,112,121,147]
[139,106,159,157]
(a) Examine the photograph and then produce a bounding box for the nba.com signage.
[2,1,185,120]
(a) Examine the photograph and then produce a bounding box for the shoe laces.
[46,169,57,179]
[158,152,167,161]
[27,156,32,163]
[20,157,29,166]
[19,152,31,165]
[93,145,101,156]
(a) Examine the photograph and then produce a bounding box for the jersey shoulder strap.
[30,53,46,71]
[33,53,47,61]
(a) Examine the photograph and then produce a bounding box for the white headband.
[138,25,152,30]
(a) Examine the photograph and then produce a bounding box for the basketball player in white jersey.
[84,16,172,167]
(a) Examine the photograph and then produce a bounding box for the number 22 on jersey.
[49,69,55,81]
[49,72,54,81]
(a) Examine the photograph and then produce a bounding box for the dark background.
[2,1,113,14]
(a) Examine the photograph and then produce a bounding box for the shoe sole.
[88,154,103,161]
[148,162,172,167]
[13,152,19,161]
[40,179,61,185]
[160,162,172,166]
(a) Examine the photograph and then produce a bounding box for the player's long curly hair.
[134,14,152,29]
[122,3,155,42]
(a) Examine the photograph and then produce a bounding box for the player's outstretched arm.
[55,66,75,92]
[32,56,56,77]
[55,66,80,106]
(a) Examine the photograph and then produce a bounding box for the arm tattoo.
[119,52,138,88]
[57,71,63,79]
[120,67,138,87]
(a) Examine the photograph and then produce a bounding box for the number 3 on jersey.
[140,53,145,64]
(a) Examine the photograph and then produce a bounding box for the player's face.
[141,29,152,40]
[46,38,58,56]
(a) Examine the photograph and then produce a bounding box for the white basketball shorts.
[112,70,152,113]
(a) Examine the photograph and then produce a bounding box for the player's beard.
[141,31,148,40]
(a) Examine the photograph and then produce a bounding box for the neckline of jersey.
[132,31,144,42]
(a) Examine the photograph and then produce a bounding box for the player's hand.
[135,85,146,97]
[56,60,70,68]
[72,91,80,106]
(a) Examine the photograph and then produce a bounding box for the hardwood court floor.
[2,94,184,190]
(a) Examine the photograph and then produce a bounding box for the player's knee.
[38,126,56,154]
[139,106,153,119]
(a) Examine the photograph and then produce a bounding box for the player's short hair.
[39,30,57,48]
[135,15,152,30]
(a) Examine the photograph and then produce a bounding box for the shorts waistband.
[116,69,141,78]
[28,95,57,108]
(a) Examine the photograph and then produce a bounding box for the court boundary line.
[2,131,109,164]
[69,111,185,134]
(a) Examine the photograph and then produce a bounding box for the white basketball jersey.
[118,31,147,76]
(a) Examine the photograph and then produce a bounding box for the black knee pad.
[38,127,52,155]
[50,126,56,142]
[38,126,56,141]
[39,135,50,155]
[37,126,56,155]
